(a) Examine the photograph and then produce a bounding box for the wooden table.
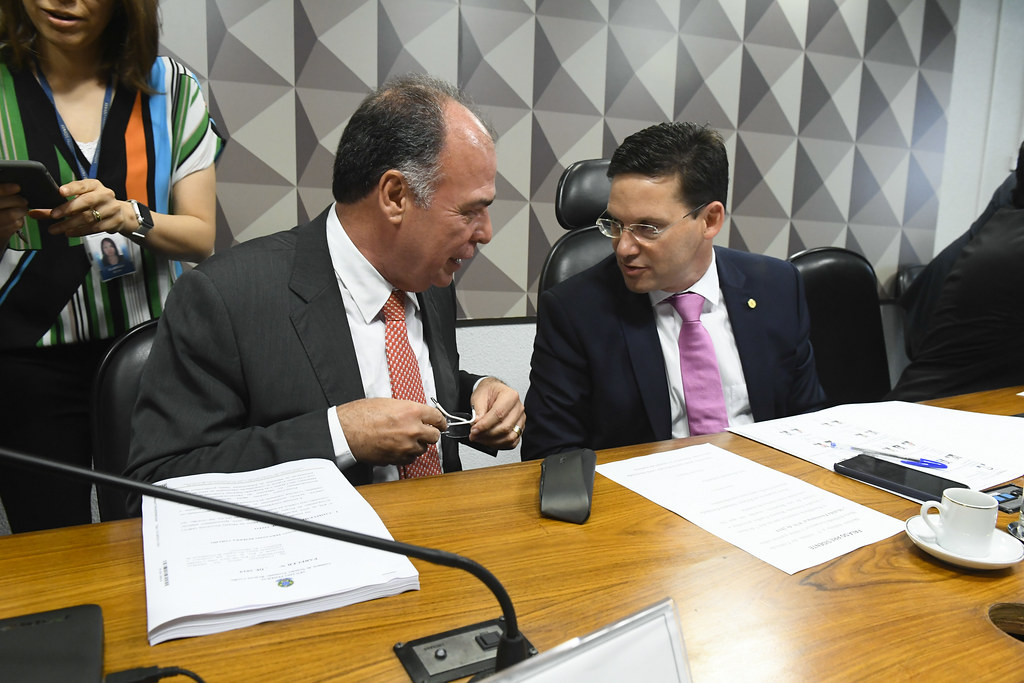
[2,387,1024,681]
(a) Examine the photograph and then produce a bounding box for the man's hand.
[337,398,447,466]
[468,377,525,449]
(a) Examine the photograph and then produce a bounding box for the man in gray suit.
[125,75,525,503]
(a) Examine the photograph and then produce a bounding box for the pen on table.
[824,441,948,469]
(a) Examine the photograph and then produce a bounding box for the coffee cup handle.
[920,500,944,539]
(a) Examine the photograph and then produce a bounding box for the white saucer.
[905,515,1024,570]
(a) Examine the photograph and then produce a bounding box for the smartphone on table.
[0,160,65,209]
[984,484,1023,513]
[834,453,967,502]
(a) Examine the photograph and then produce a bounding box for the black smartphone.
[0,159,65,209]
[0,604,103,682]
[984,484,1023,513]
[833,453,967,502]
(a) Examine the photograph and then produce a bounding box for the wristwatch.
[126,199,154,240]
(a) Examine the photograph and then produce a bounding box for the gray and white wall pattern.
[161,0,962,319]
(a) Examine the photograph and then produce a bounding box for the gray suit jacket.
[125,207,480,499]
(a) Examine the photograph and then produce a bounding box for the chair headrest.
[555,159,612,230]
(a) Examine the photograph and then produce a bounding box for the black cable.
[1,445,532,672]
[105,665,206,683]
[0,445,526,658]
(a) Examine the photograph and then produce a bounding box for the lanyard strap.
[35,65,113,180]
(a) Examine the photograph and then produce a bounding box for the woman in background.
[0,0,224,531]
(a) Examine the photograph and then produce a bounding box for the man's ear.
[702,201,725,240]
[378,169,407,224]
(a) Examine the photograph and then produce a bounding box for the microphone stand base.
[394,616,536,682]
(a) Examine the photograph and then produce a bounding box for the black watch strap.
[128,199,154,239]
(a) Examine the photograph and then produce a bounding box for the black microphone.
[0,446,535,680]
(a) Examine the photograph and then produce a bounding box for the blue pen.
[824,441,948,469]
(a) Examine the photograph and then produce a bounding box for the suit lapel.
[613,263,672,441]
[418,287,464,472]
[715,248,769,420]
[418,288,457,408]
[288,209,366,407]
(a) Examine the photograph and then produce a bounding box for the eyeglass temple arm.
[430,397,477,424]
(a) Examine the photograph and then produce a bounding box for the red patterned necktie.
[381,290,442,478]
[668,292,729,436]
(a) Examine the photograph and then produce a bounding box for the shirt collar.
[325,205,420,323]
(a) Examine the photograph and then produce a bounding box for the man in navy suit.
[522,122,825,460]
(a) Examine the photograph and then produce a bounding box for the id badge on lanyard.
[38,67,134,282]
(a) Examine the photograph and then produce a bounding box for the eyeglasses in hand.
[430,397,477,440]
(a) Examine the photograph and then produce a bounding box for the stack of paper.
[141,459,418,645]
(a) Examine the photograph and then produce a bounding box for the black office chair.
[788,247,891,406]
[538,159,615,294]
[91,319,159,520]
[895,263,927,299]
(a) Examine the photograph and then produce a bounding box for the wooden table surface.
[2,387,1024,681]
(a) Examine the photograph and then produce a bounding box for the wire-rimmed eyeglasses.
[430,397,477,440]
[596,202,709,241]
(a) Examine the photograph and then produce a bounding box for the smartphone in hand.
[0,160,65,209]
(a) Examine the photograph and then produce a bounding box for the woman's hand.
[0,183,30,244]
[27,166,217,262]
[34,178,129,238]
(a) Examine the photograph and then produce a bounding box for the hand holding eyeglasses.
[335,397,449,467]
[430,397,477,440]
[461,377,526,450]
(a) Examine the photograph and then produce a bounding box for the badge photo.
[85,231,137,282]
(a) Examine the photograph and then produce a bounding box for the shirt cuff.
[327,407,356,470]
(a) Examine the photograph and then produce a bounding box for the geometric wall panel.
[160,0,960,319]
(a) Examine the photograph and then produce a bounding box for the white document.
[142,459,419,645]
[729,401,1024,490]
[597,444,905,575]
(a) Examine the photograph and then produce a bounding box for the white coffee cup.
[920,488,998,558]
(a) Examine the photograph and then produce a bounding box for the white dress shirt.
[649,249,754,437]
[324,206,438,482]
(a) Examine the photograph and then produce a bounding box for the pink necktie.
[381,291,443,478]
[668,292,729,436]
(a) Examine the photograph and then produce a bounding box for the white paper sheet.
[729,401,1024,491]
[597,445,905,575]
[142,459,419,644]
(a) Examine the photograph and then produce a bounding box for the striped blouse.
[0,56,224,349]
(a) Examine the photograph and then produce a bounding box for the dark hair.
[1013,139,1024,210]
[0,0,160,94]
[332,73,494,206]
[607,121,729,210]
[100,237,121,264]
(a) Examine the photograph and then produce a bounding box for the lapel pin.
[747,298,756,309]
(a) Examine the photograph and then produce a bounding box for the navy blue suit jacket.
[522,247,826,459]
